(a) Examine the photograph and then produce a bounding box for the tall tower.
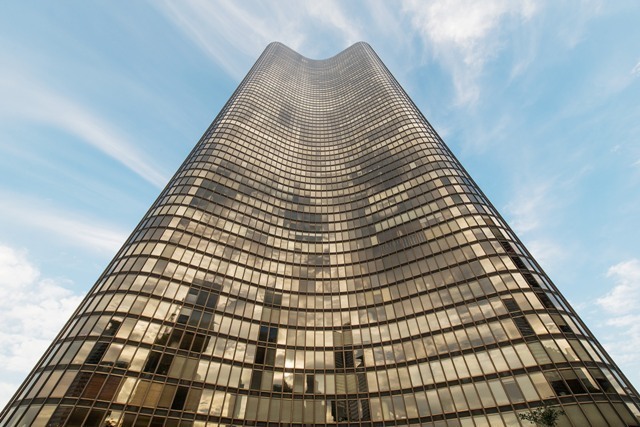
[2,42,639,427]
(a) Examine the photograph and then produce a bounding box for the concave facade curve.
[2,42,640,427]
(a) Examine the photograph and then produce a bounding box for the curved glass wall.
[1,42,639,427]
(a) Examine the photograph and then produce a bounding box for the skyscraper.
[1,41,639,426]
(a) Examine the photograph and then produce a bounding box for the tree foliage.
[518,406,565,427]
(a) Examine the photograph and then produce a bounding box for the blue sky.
[0,0,639,407]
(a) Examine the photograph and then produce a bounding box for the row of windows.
[11,371,637,426]
[105,249,536,302]
[186,127,446,187]
[126,222,521,283]
[52,304,604,375]
[141,204,492,263]
[87,272,548,332]
[168,159,471,219]
[211,96,420,145]
[157,179,488,246]
[80,284,567,340]
[93,270,556,322]
[99,258,544,304]
[120,222,523,281]
[216,89,417,137]
[31,335,618,395]
[11,400,640,427]
[175,178,485,236]
[165,164,482,226]
[242,64,401,112]
[223,98,405,134]
[90,273,575,349]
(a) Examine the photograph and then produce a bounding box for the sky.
[0,0,639,408]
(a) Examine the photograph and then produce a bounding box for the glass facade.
[1,42,639,427]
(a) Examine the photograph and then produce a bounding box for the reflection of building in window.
[331,326,370,421]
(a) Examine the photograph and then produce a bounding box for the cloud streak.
[0,67,168,188]
[0,191,127,253]
[154,0,363,79]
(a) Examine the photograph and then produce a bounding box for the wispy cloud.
[0,67,168,188]
[504,180,554,235]
[555,0,603,49]
[306,1,361,46]
[367,0,408,44]
[154,0,363,78]
[0,191,127,253]
[156,0,275,78]
[402,0,538,105]
[526,238,566,271]
[0,244,83,408]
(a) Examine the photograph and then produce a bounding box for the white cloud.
[594,259,640,383]
[402,0,537,105]
[0,67,168,188]
[0,191,127,253]
[597,259,640,314]
[598,314,640,372]
[0,244,83,407]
